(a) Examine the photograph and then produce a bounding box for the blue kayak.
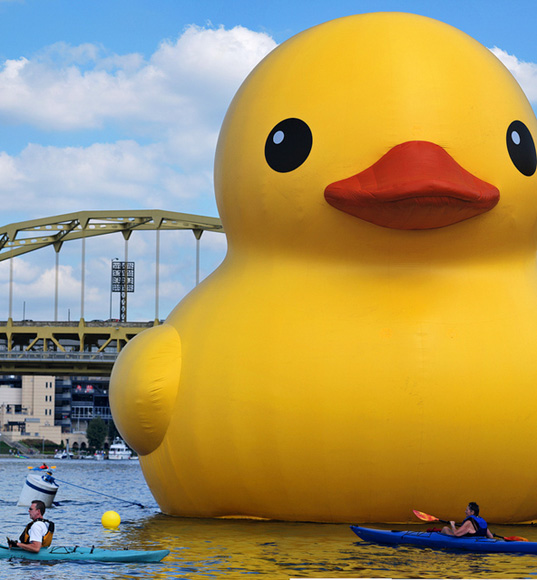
[0,544,170,563]
[351,526,537,555]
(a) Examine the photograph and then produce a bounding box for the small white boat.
[94,451,105,461]
[108,438,132,460]
[53,450,73,459]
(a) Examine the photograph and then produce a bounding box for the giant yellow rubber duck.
[110,13,537,523]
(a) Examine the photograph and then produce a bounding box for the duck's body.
[111,13,537,523]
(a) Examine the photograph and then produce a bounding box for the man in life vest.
[7,500,54,552]
[441,502,493,538]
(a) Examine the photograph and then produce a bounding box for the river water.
[1,458,537,579]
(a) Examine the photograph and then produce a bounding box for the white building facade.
[0,376,63,444]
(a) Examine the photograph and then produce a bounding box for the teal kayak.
[0,544,170,563]
[351,526,537,555]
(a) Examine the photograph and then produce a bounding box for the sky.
[1,0,537,323]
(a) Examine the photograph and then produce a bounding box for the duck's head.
[214,13,537,264]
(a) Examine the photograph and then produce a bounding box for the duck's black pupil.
[506,120,536,176]
[265,118,312,173]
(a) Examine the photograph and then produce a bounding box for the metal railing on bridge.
[0,318,157,375]
[0,351,118,376]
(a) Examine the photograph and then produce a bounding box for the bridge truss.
[0,210,223,375]
[0,209,222,262]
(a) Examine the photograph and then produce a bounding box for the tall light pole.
[111,258,135,322]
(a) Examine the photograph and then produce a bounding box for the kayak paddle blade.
[413,510,439,523]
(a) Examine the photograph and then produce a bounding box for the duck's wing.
[110,323,181,456]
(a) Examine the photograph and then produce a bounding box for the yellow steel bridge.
[0,210,223,375]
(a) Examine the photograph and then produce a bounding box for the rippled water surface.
[1,458,537,579]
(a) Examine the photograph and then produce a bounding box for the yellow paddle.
[413,509,528,542]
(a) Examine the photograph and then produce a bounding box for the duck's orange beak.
[324,141,499,230]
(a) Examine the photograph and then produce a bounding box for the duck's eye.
[265,118,312,172]
[506,120,536,176]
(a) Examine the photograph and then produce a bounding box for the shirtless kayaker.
[441,502,493,538]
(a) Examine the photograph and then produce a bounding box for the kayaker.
[441,502,493,538]
[7,500,55,552]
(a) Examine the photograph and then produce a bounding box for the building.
[66,377,113,449]
[0,375,62,444]
[0,375,113,449]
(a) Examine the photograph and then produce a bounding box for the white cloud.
[0,140,218,217]
[0,258,82,318]
[0,24,268,321]
[0,25,276,133]
[0,24,276,221]
[151,25,276,122]
[490,47,537,103]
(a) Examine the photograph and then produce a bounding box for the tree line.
[86,416,120,450]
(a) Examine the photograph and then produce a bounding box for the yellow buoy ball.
[101,510,121,528]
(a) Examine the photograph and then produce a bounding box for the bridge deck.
[0,319,156,375]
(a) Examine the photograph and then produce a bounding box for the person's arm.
[450,520,475,537]
[486,528,494,539]
[15,539,42,553]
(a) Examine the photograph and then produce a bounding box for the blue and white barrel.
[18,471,59,507]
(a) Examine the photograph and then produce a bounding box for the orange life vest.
[19,518,55,547]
